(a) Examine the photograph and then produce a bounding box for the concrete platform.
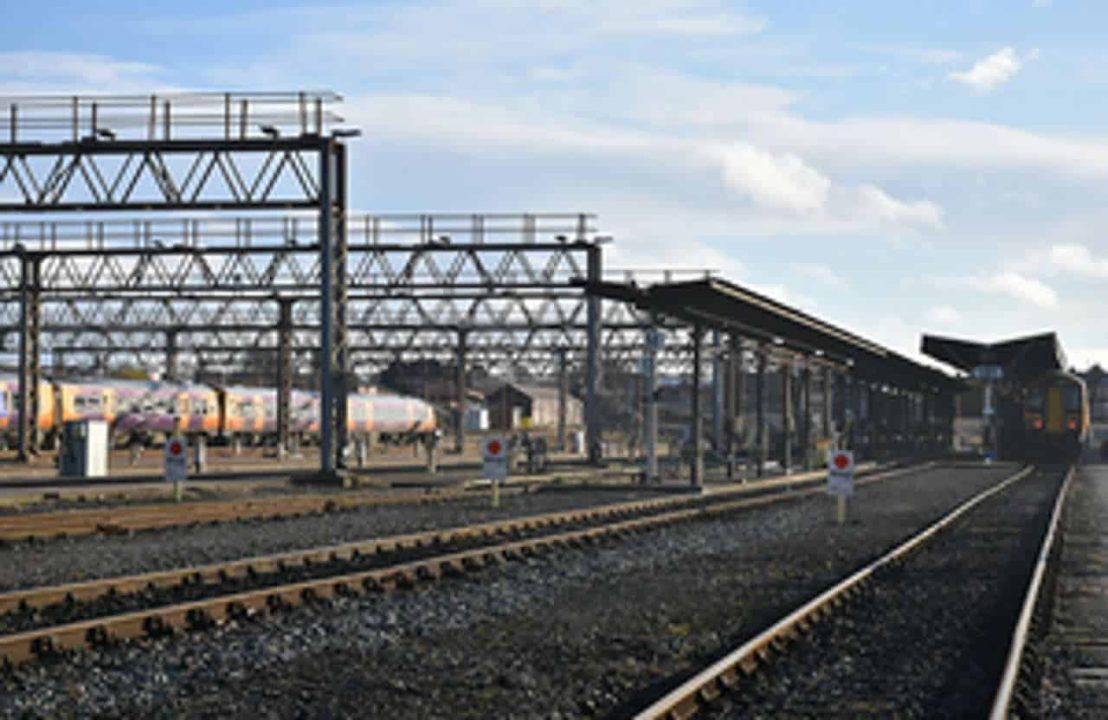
[1039,464,1108,715]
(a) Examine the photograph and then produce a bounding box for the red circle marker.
[169,441,183,456]
[833,454,849,470]
[487,440,502,456]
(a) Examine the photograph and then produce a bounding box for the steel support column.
[711,329,724,454]
[165,329,179,383]
[557,346,569,452]
[723,334,738,480]
[643,324,660,482]
[801,361,812,470]
[585,244,603,464]
[782,360,793,473]
[865,384,876,460]
[319,139,338,477]
[822,367,833,449]
[16,254,41,461]
[276,298,294,458]
[690,323,703,488]
[455,328,468,454]
[333,142,350,469]
[756,347,766,478]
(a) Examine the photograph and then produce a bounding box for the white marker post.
[482,436,509,507]
[826,449,855,525]
[165,435,189,502]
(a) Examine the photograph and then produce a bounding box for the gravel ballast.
[710,466,1063,719]
[0,463,1016,719]
[0,488,658,592]
[1032,465,1108,718]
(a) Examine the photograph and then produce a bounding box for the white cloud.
[926,305,962,325]
[0,52,164,93]
[981,272,1059,309]
[791,262,847,289]
[949,47,1035,92]
[719,143,830,213]
[851,184,944,229]
[1049,243,1108,277]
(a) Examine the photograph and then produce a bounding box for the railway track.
[632,464,1069,720]
[0,462,919,667]
[0,465,654,542]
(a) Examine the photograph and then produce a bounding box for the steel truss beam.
[0,215,700,383]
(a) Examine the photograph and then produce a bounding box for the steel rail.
[634,463,1037,720]
[989,464,1075,720]
[0,465,641,542]
[0,463,897,608]
[0,462,924,665]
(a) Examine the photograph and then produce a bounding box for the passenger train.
[1021,369,1089,461]
[0,376,437,449]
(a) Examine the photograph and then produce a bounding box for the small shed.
[485,383,582,431]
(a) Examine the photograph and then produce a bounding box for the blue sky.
[4,0,1108,367]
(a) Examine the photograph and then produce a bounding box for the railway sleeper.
[142,615,175,638]
[719,667,741,690]
[185,608,215,631]
[333,582,356,598]
[416,565,440,581]
[390,571,416,589]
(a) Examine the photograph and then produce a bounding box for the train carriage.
[1022,370,1089,461]
[0,374,438,451]
[0,376,57,442]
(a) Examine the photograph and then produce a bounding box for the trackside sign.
[826,450,854,497]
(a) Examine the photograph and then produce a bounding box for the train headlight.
[1031,418,1043,430]
[1067,418,1078,430]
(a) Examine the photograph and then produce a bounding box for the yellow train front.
[1022,370,1089,461]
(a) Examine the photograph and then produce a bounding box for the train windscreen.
[1064,385,1082,413]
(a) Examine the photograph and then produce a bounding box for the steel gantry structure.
[0,91,702,475]
[0,212,686,459]
[0,92,349,477]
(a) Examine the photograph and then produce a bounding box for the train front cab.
[1024,373,1088,460]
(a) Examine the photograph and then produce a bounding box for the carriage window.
[1026,386,1044,411]
[1064,386,1082,412]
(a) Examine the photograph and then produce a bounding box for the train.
[1021,369,1089,461]
[0,375,438,450]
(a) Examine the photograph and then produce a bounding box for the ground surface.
[0,463,1015,719]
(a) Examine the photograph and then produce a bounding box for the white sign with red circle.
[482,436,509,481]
[827,450,854,497]
[165,435,189,482]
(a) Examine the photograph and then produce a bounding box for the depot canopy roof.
[920,332,1066,381]
[582,277,956,393]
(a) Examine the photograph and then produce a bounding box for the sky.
[3,0,1108,368]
